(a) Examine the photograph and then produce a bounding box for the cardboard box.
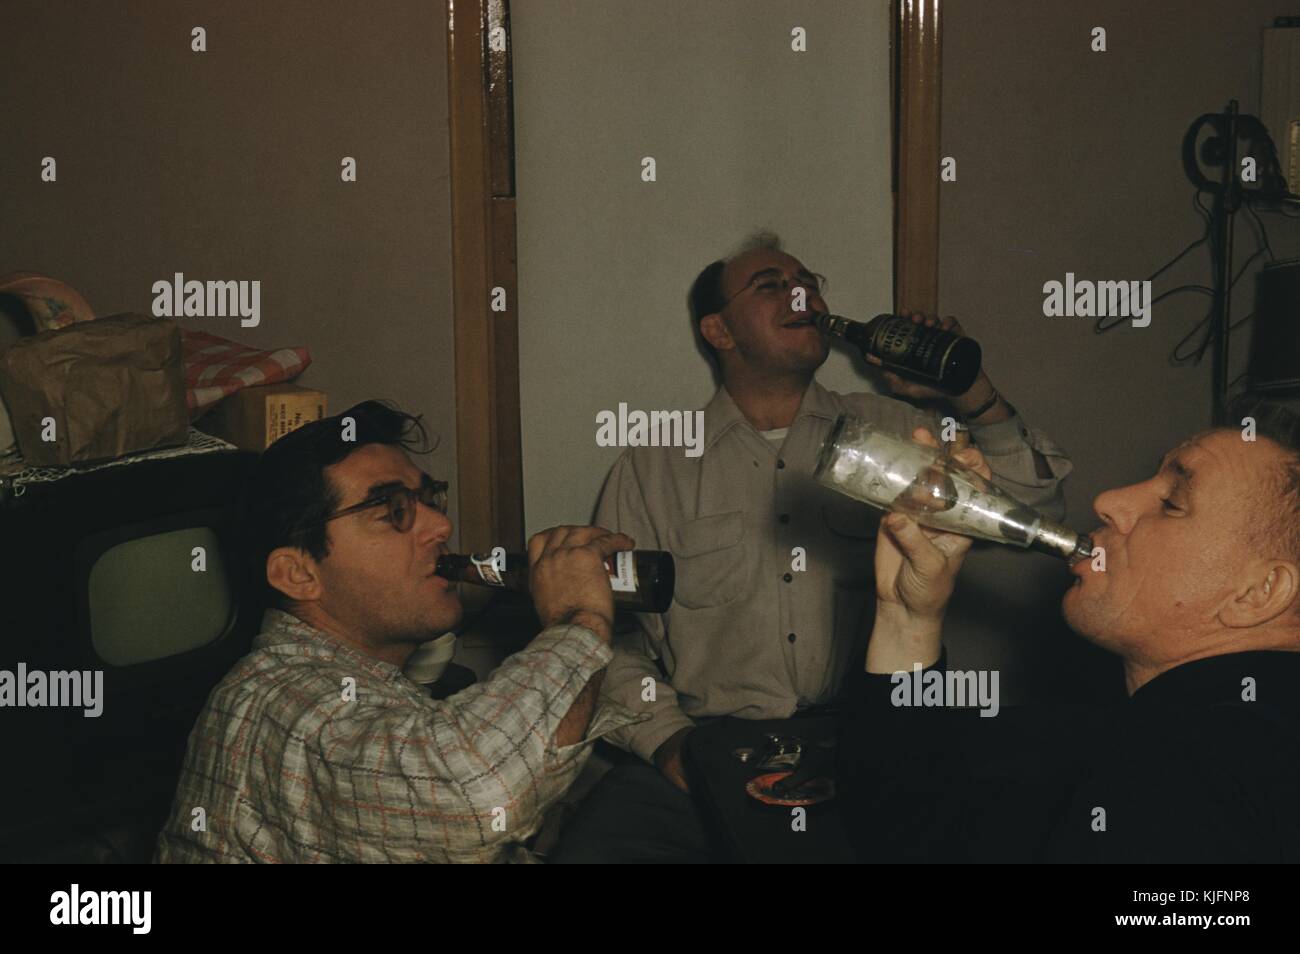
[198,384,327,451]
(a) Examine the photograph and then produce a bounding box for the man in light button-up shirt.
[156,401,643,863]
[556,234,1073,862]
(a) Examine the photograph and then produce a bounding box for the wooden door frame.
[445,0,942,546]
[446,0,523,554]
[894,0,943,316]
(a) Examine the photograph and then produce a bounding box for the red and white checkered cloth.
[182,329,311,416]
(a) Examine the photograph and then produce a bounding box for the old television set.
[0,446,261,861]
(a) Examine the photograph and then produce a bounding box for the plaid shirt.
[155,610,642,863]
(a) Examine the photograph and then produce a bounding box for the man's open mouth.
[782,316,817,329]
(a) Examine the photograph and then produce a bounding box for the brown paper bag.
[0,313,188,466]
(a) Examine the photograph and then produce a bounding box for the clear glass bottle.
[815,414,1092,562]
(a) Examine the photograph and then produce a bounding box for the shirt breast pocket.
[821,497,880,588]
[668,511,746,609]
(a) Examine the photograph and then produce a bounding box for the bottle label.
[605,551,638,593]
[471,552,505,586]
[871,318,948,382]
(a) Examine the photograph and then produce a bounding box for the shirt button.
[783,572,793,583]
[787,632,797,643]
[778,513,790,524]
[776,458,786,469]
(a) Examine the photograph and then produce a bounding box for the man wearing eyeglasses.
[557,231,1074,862]
[156,401,643,863]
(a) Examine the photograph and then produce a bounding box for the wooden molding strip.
[895,0,942,316]
[446,0,524,553]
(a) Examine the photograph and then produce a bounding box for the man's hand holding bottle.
[866,427,992,674]
[527,526,635,644]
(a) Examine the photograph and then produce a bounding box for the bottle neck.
[814,312,887,348]
[435,552,526,587]
[1030,524,1094,563]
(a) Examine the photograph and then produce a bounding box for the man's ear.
[266,547,324,605]
[699,312,735,353]
[1222,561,1300,628]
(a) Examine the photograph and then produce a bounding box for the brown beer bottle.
[435,549,676,613]
[814,313,982,394]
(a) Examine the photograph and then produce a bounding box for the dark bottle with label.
[435,549,676,614]
[815,312,982,395]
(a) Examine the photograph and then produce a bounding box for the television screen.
[87,526,235,667]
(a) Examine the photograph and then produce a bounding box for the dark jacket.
[836,650,1300,862]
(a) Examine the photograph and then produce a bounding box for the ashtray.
[745,771,835,807]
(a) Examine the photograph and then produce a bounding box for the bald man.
[840,400,1300,862]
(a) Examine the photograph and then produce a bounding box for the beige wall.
[938,0,1300,697]
[512,0,1300,702]
[5,1,1295,700]
[513,0,895,534]
[0,0,458,541]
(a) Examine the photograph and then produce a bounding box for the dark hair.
[1227,393,1300,569]
[239,400,434,610]
[689,231,787,364]
[689,259,727,363]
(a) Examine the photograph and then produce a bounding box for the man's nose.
[414,501,453,544]
[1092,483,1143,535]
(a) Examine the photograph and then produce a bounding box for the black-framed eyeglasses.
[309,476,450,533]
[723,269,828,308]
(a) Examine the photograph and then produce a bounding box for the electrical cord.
[1244,198,1277,263]
[1093,192,1215,334]
[1090,112,1296,379]
[1165,188,1275,364]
